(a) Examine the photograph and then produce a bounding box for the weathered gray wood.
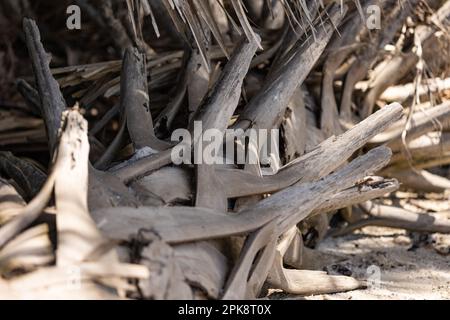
[380,77,450,103]
[16,79,42,116]
[11,3,448,301]
[174,242,228,299]
[191,35,259,209]
[388,102,450,151]
[112,148,174,183]
[222,222,277,299]
[23,18,67,153]
[281,88,307,162]
[267,262,363,295]
[320,6,365,136]
[0,224,53,276]
[138,240,193,299]
[386,169,450,193]
[131,166,193,205]
[190,36,259,134]
[98,0,134,53]
[361,0,450,118]
[92,146,393,244]
[120,47,170,151]
[186,34,210,121]
[0,165,56,249]
[54,110,108,265]
[88,165,141,210]
[236,5,346,131]
[91,205,268,244]
[387,132,450,170]
[0,152,47,200]
[241,146,393,238]
[333,201,450,235]
[311,177,399,216]
[0,261,148,299]
[0,178,25,225]
[154,56,188,134]
[283,227,304,269]
[217,103,402,197]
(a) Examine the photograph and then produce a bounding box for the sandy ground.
[270,225,450,300]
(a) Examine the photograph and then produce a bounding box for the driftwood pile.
[0,0,450,299]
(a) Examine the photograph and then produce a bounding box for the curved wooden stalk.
[386,169,450,193]
[387,132,450,170]
[138,239,193,299]
[23,18,67,153]
[241,146,393,238]
[154,53,189,134]
[121,102,401,209]
[191,35,259,209]
[94,119,127,170]
[266,252,363,295]
[92,146,393,244]
[0,164,56,249]
[0,178,26,225]
[0,152,47,200]
[388,102,450,151]
[16,79,42,116]
[222,221,277,299]
[54,110,109,265]
[237,5,346,131]
[332,201,450,236]
[186,24,211,121]
[310,177,399,216]
[219,103,402,197]
[321,44,360,137]
[320,7,365,136]
[120,47,171,151]
[380,77,450,103]
[361,1,450,119]
[112,148,174,183]
[0,261,148,299]
[0,224,53,276]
